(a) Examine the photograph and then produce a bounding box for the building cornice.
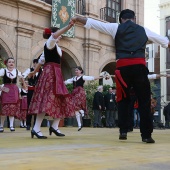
[15,27,35,37]
[82,43,102,52]
[0,0,51,15]
[159,2,170,8]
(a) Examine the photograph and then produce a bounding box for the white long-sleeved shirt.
[148,74,157,79]
[65,75,95,85]
[22,68,39,79]
[38,35,62,65]
[0,68,23,79]
[84,18,169,48]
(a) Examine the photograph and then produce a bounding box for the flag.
[52,0,75,37]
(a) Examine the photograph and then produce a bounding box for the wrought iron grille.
[100,0,121,23]
[76,0,86,15]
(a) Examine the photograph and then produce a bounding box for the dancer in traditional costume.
[65,66,103,131]
[22,59,42,130]
[0,57,26,132]
[28,23,74,139]
[70,9,170,143]
[18,82,28,128]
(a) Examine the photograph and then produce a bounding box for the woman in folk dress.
[18,82,28,128]
[65,66,103,131]
[28,23,74,139]
[0,57,26,132]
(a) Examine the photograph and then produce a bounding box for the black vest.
[44,44,61,64]
[21,89,27,96]
[28,67,42,86]
[73,76,85,89]
[115,20,148,60]
[3,69,17,84]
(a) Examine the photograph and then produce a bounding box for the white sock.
[9,116,14,128]
[75,111,81,128]
[0,116,5,127]
[52,118,60,132]
[24,120,26,126]
[79,110,84,117]
[20,121,24,126]
[33,113,45,136]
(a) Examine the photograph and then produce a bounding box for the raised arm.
[82,75,103,81]
[52,23,74,39]
[46,22,74,49]
[71,16,118,38]
[144,27,170,48]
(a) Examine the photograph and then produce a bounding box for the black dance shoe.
[10,127,15,132]
[31,129,47,139]
[78,127,82,131]
[119,133,127,140]
[26,126,30,130]
[49,127,65,137]
[142,137,155,143]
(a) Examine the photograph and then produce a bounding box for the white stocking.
[0,116,5,127]
[23,120,26,126]
[75,111,81,128]
[52,118,61,132]
[20,121,24,126]
[9,116,14,128]
[33,113,45,136]
[79,110,84,117]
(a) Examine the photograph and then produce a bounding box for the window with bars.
[76,0,86,15]
[100,0,121,23]
[40,0,86,15]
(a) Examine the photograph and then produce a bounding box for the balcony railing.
[100,7,119,23]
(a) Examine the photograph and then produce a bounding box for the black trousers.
[116,64,153,139]
[26,90,36,127]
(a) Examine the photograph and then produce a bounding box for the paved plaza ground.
[0,127,170,170]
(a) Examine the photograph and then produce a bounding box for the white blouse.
[0,68,23,79]
[38,35,62,65]
[22,68,39,78]
[148,74,157,79]
[65,75,95,85]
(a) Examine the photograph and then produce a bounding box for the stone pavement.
[0,127,170,170]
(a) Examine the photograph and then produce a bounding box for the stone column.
[83,41,101,77]
[15,27,34,72]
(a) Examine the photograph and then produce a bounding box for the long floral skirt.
[72,86,86,111]
[28,63,74,118]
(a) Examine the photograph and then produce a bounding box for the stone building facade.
[0,0,144,79]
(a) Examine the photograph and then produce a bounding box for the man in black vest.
[70,9,170,143]
[92,86,105,128]
[22,59,42,130]
[104,87,117,128]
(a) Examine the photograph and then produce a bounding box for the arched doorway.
[61,51,78,80]
[0,43,11,84]
[102,62,116,75]
[100,62,116,85]
[0,44,10,63]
